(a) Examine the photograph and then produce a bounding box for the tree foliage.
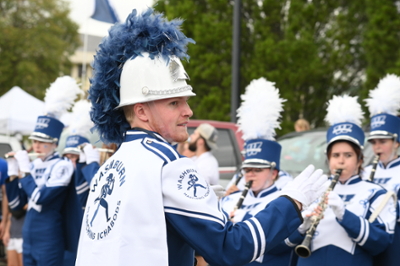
[0,0,80,99]
[155,0,400,135]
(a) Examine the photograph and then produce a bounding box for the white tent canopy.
[0,86,44,135]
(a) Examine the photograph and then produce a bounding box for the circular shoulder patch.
[177,168,210,200]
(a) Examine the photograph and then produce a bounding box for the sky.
[67,0,154,36]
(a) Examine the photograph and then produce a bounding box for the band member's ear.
[134,103,149,122]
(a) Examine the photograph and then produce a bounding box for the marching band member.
[5,76,81,266]
[61,100,101,266]
[289,95,396,266]
[62,100,100,207]
[221,77,295,265]
[362,74,400,266]
[225,168,293,196]
[75,8,328,266]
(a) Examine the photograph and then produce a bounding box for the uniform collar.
[249,184,278,198]
[124,128,168,143]
[43,152,60,162]
[336,174,361,185]
[378,156,400,169]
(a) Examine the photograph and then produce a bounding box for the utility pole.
[230,0,241,123]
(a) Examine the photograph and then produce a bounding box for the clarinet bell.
[295,235,312,258]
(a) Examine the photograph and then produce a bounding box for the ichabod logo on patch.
[246,142,263,156]
[66,136,80,146]
[177,169,210,199]
[332,124,353,135]
[371,115,386,129]
[84,159,126,241]
[35,118,50,129]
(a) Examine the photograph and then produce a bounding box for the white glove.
[297,203,317,234]
[328,191,345,220]
[211,185,225,199]
[83,144,100,165]
[280,165,328,208]
[79,150,86,163]
[231,209,246,223]
[7,158,19,177]
[14,150,31,173]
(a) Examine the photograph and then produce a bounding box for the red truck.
[187,120,244,187]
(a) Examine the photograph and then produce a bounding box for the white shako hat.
[117,53,195,108]
[237,77,286,171]
[29,76,82,144]
[364,74,400,142]
[88,8,195,144]
[325,95,365,150]
[63,100,93,155]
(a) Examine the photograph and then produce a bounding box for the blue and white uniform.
[63,161,99,266]
[287,175,396,266]
[222,184,293,265]
[0,158,7,185]
[76,129,303,266]
[6,153,74,266]
[363,158,400,266]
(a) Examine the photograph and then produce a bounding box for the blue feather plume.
[88,8,195,144]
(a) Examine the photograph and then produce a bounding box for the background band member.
[289,95,396,266]
[363,74,400,266]
[222,77,296,266]
[62,100,100,208]
[75,8,328,266]
[5,76,81,266]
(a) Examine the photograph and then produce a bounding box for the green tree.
[0,0,80,99]
[363,0,400,98]
[155,0,400,134]
[155,0,236,121]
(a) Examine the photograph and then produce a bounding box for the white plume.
[69,100,93,139]
[325,94,364,126]
[364,74,400,116]
[44,76,83,119]
[237,77,286,141]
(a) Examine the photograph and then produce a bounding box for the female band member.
[363,74,400,266]
[221,78,298,266]
[289,95,396,266]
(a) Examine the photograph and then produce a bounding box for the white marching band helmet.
[117,53,195,108]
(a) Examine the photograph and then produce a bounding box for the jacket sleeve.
[162,158,302,266]
[5,178,28,210]
[19,160,74,205]
[81,162,100,184]
[74,162,100,207]
[337,189,396,255]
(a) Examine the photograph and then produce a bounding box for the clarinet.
[369,154,380,182]
[295,168,342,258]
[230,180,253,219]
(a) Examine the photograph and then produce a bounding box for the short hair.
[122,105,135,126]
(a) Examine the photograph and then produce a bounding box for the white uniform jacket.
[76,129,303,266]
